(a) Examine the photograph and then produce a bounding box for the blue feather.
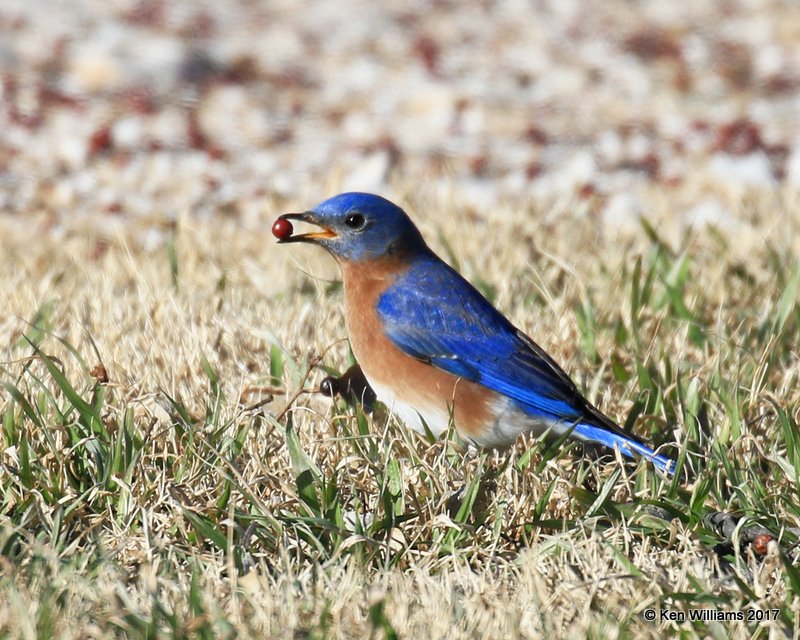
[572,424,675,474]
[378,256,675,473]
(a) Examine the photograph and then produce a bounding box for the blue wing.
[377,256,674,473]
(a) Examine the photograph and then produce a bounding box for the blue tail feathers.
[572,423,676,475]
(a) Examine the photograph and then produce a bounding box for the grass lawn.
[1,186,799,638]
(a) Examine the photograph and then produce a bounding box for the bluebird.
[276,192,675,474]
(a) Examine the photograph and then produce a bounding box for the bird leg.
[319,363,377,412]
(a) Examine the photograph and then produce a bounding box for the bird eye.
[344,213,366,230]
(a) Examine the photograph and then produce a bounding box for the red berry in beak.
[272,218,293,240]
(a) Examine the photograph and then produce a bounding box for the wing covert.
[376,259,588,421]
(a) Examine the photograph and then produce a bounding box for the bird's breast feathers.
[340,258,498,439]
[339,256,556,446]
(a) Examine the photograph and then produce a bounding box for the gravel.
[1,0,798,230]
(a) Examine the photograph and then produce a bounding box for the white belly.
[368,376,557,449]
[367,378,452,438]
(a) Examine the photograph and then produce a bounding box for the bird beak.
[276,212,337,244]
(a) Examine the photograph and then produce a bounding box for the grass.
[1,187,799,638]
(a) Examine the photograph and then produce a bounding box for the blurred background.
[1,0,798,236]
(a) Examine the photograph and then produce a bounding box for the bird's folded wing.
[376,262,590,422]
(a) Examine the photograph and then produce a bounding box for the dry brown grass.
[1,183,799,638]
[2,1,800,636]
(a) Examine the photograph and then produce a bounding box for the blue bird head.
[276,192,427,262]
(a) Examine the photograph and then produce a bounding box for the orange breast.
[339,258,496,440]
